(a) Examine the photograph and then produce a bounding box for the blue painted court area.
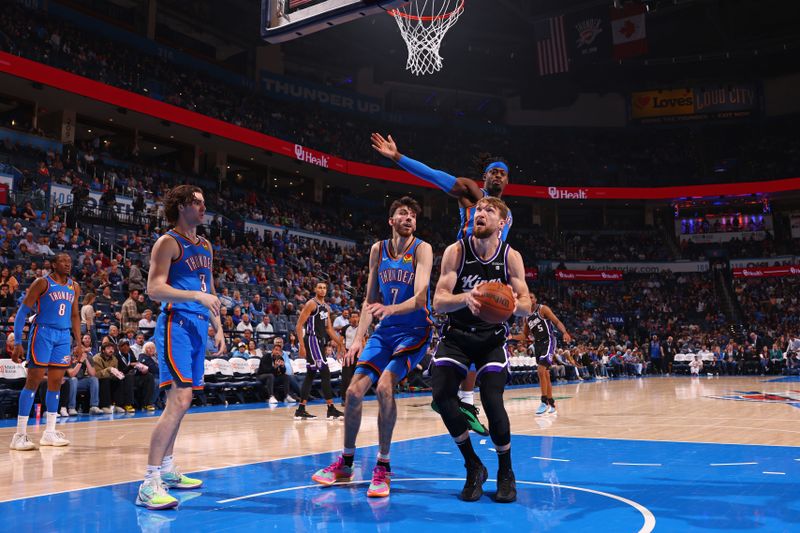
[4,434,800,532]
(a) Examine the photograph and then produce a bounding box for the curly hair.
[164,185,202,225]
[388,196,422,218]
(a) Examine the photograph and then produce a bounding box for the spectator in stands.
[121,289,142,332]
[723,344,739,375]
[333,309,350,333]
[770,342,785,374]
[107,325,122,346]
[96,285,117,307]
[287,332,300,356]
[218,287,234,310]
[271,338,301,402]
[131,333,146,358]
[139,341,160,407]
[234,266,249,284]
[3,332,15,359]
[340,311,362,405]
[248,294,266,321]
[0,283,14,314]
[231,306,243,326]
[0,267,18,294]
[255,315,274,343]
[138,309,157,334]
[231,342,249,359]
[256,344,279,404]
[66,334,102,415]
[117,339,155,411]
[93,341,133,414]
[128,259,145,292]
[247,340,264,359]
[37,236,55,256]
[690,355,703,376]
[236,313,254,333]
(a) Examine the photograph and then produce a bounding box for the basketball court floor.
[2,375,799,532]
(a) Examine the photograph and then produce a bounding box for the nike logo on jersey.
[465,260,478,265]
[183,244,191,248]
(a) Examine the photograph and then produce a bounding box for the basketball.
[474,282,514,324]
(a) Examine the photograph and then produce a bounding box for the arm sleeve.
[13,303,32,346]
[397,155,457,193]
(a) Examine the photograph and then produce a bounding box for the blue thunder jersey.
[457,188,513,241]
[34,275,76,329]
[376,238,432,329]
[162,229,213,316]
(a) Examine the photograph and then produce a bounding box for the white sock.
[162,455,174,473]
[377,452,390,462]
[145,465,161,481]
[45,412,58,432]
[458,390,474,406]
[17,416,28,435]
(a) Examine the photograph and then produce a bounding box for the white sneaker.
[9,433,36,451]
[89,406,104,415]
[547,406,557,416]
[268,396,279,404]
[284,396,298,404]
[40,430,70,447]
[113,406,125,414]
[68,408,79,416]
[102,407,113,414]
[59,407,69,418]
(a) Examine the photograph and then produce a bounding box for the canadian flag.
[611,3,647,60]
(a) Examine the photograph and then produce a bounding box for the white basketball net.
[389,0,464,76]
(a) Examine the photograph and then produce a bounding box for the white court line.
[216,477,657,533]
[612,462,662,467]
[531,456,571,462]
[0,432,447,504]
[709,462,758,466]
[763,471,786,475]
[434,451,452,455]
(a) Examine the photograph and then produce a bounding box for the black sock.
[456,437,480,465]
[297,404,305,411]
[540,395,547,404]
[342,454,354,467]
[497,448,512,473]
[377,459,391,472]
[547,397,555,407]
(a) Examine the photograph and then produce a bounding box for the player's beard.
[486,182,503,197]
[473,224,495,239]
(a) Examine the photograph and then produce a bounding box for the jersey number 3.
[199,274,207,292]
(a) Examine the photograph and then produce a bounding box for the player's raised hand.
[196,292,220,316]
[371,133,400,161]
[11,344,25,364]
[343,338,364,366]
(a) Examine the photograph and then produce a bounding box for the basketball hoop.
[388,0,465,76]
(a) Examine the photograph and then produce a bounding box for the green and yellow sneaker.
[161,469,203,490]
[136,478,179,510]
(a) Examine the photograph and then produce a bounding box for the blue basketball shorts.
[27,324,72,368]
[355,325,432,383]
[154,310,209,390]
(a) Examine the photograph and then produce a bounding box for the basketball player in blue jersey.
[137,185,226,511]
[311,197,433,498]
[10,253,81,451]
[372,132,512,434]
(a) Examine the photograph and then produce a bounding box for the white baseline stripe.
[763,471,786,475]
[709,462,758,466]
[531,456,571,462]
[612,462,661,467]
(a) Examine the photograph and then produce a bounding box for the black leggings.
[300,365,333,402]
[432,366,511,447]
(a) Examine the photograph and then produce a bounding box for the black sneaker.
[495,469,517,503]
[326,405,344,420]
[294,407,317,420]
[460,461,488,502]
[459,401,490,437]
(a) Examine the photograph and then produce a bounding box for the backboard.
[261,0,406,43]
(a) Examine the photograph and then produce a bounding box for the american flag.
[535,16,569,76]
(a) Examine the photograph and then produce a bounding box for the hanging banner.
[733,266,800,278]
[631,83,758,123]
[555,269,623,281]
[550,261,708,273]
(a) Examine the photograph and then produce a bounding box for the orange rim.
[388,0,464,21]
